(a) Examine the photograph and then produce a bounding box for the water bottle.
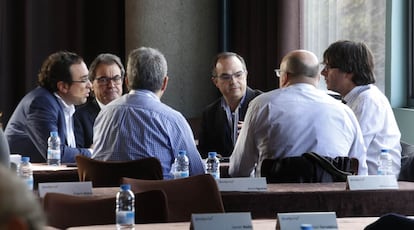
[19,157,34,190]
[116,184,135,229]
[206,151,220,179]
[378,149,392,175]
[47,131,61,166]
[173,150,189,179]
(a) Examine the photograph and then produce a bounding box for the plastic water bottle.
[378,149,392,175]
[116,184,135,229]
[206,151,220,179]
[19,157,34,190]
[47,131,61,166]
[173,150,189,179]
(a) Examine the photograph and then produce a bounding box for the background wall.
[125,0,220,118]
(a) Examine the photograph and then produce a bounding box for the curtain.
[227,0,303,92]
[0,0,125,126]
[303,0,386,91]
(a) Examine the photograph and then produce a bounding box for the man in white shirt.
[321,40,401,176]
[229,50,368,177]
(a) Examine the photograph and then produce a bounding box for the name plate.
[38,181,93,198]
[277,212,338,230]
[191,212,252,230]
[216,177,267,192]
[346,175,398,190]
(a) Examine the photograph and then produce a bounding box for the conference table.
[91,181,414,219]
[32,163,79,189]
[65,217,383,229]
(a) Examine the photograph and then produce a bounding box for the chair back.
[76,155,163,187]
[43,190,168,229]
[261,152,359,183]
[122,174,225,222]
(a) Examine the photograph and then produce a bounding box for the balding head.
[279,50,320,87]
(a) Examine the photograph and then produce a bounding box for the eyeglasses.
[320,63,338,72]
[274,69,283,77]
[95,75,124,85]
[217,70,245,81]
[71,77,90,84]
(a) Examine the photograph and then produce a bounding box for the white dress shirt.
[54,93,76,148]
[229,83,368,177]
[344,84,401,176]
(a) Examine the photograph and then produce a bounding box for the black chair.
[398,141,414,181]
[76,155,163,187]
[261,152,358,183]
[122,174,225,222]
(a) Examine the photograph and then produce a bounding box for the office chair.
[122,174,225,222]
[43,190,168,229]
[76,155,163,187]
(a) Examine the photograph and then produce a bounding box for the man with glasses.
[5,51,92,163]
[229,49,368,177]
[74,53,125,148]
[322,40,401,176]
[198,52,262,159]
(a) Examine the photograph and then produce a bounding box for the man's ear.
[211,76,218,87]
[56,81,69,94]
[161,76,169,92]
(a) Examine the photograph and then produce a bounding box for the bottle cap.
[178,150,186,156]
[381,149,389,153]
[208,152,217,158]
[21,157,30,163]
[120,184,131,191]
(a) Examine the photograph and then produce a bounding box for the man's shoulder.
[75,99,100,114]
[203,97,222,113]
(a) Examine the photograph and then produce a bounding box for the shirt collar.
[129,89,160,101]
[54,93,75,116]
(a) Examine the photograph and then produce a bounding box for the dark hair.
[323,40,375,85]
[211,52,247,77]
[127,47,168,92]
[88,53,125,81]
[38,51,84,92]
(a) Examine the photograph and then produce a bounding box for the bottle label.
[48,149,61,160]
[174,170,189,179]
[26,176,34,191]
[116,211,135,225]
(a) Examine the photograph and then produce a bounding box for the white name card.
[277,212,338,230]
[216,177,267,192]
[38,181,93,198]
[346,175,398,190]
[191,212,252,230]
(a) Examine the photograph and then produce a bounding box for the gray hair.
[88,53,125,81]
[127,47,168,92]
[0,166,45,230]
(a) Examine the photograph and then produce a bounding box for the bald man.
[229,50,368,177]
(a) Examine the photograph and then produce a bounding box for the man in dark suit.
[5,51,92,163]
[74,53,125,148]
[198,52,262,159]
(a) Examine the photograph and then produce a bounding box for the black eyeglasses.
[95,75,124,85]
[217,70,245,81]
[71,77,90,84]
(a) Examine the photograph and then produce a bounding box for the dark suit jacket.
[4,87,91,163]
[198,87,262,158]
[74,98,100,148]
